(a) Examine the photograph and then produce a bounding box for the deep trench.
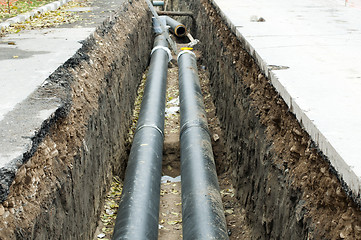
[111,0,361,238]
[1,0,361,239]
[93,41,251,239]
[95,3,361,238]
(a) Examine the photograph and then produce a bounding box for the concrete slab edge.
[0,61,74,202]
[0,27,101,202]
[208,0,361,205]
[0,0,72,31]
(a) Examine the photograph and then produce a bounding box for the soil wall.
[0,0,153,239]
[167,0,361,239]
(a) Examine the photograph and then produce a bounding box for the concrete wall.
[0,0,153,239]
[167,0,361,239]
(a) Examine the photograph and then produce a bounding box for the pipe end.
[175,25,187,37]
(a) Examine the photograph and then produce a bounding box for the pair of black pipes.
[112,24,228,240]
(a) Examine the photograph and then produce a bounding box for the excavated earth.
[1,0,361,239]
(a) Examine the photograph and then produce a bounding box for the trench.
[93,0,360,238]
[1,0,361,239]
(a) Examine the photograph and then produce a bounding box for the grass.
[0,0,55,21]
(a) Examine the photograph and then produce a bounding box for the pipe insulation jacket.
[178,51,229,240]
[112,34,169,240]
[165,16,187,37]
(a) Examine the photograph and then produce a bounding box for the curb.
[0,0,72,31]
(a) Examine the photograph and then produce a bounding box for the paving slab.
[0,28,94,123]
[211,0,361,199]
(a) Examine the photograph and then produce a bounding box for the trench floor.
[93,43,253,240]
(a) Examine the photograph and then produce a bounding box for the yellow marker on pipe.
[180,47,193,51]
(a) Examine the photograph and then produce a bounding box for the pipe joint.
[180,120,210,139]
[177,50,196,62]
[136,124,164,138]
[151,45,172,62]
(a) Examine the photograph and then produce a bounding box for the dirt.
[158,59,183,239]
[162,64,181,179]
[158,181,182,239]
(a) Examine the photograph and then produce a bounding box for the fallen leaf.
[168,220,182,225]
[225,209,234,214]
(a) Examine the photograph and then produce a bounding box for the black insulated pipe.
[112,34,170,240]
[165,16,187,37]
[178,50,229,240]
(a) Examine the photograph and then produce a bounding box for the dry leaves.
[96,176,122,239]
[1,0,88,34]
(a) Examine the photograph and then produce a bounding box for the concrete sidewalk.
[212,0,361,200]
[0,0,121,121]
[0,0,124,200]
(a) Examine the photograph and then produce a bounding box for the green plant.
[0,0,53,20]
[0,0,18,14]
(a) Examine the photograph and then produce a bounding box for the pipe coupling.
[136,124,164,137]
[180,120,210,138]
[177,50,196,62]
[151,46,172,62]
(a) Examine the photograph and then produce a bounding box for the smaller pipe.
[165,16,187,38]
[157,10,193,17]
[152,0,164,6]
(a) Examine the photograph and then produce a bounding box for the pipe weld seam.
[136,124,164,137]
[177,50,196,62]
[180,121,210,138]
[151,46,172,62]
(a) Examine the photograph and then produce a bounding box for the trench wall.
[167,0,361,239]
[0,0,153,239]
